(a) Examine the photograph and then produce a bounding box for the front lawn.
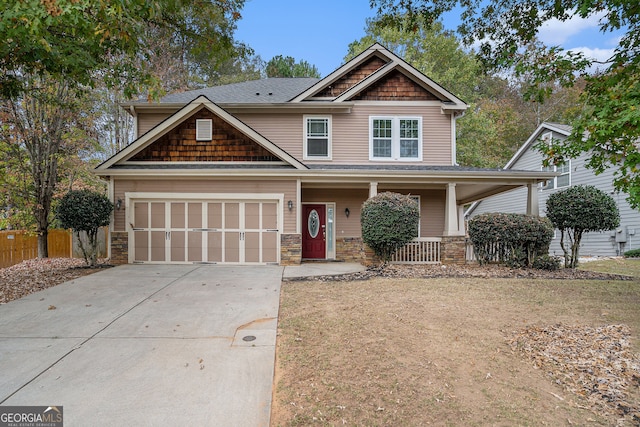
[272,262,640,426]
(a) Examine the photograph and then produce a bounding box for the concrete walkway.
[0,262,365,426]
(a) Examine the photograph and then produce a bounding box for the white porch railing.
[391,237,441,264]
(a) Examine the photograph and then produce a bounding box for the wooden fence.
[0,229,73,269]
[391,237,442,264]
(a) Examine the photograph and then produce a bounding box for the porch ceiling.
[300,168,556,206]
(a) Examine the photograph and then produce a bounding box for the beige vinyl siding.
[375,188,445,237]
[302,187,446,238]
[302,188,368,237]
[235,113,303,159]
[137,113,173,137]
[114,178,297,233]
[237,104,453,165]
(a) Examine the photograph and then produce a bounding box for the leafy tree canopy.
[371,0,640,207]
[265,55,320,78]
[0,0,248,98]
[345,17,481,102]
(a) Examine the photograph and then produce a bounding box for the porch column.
[526,182,539,216]
[443,183,459,236]
[457,205,466,235]
[369,182,378,198]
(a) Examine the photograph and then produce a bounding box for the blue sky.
[235,1,621,77]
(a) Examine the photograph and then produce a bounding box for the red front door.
[302,204,326,259]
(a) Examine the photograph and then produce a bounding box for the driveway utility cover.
[0,264,282,427]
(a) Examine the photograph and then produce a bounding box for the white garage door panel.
[131,199,280,265]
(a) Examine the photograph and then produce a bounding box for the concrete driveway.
[0,264,283,426]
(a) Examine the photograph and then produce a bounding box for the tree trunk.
[570,231,583,268]
[559,230,570,268]
[37,228,48,258]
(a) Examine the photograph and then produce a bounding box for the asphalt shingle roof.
[155,78,320,104]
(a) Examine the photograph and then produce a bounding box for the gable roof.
[96,96,307,172]
[464,122,568,217]
[504,122,572,169]
[121,43,467,113]
[290,43,467,111]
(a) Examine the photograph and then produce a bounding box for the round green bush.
[361,192,419,262]
[532,254,561,270]
[624,248,640,258]
[468,213,554,267]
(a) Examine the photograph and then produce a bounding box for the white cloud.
[538,11,606,45]
[568,46,615,63]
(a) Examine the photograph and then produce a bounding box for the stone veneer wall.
[280,233,301,265]
[110,231,129,265]
[336,237,381,265]
[441,236,466,265]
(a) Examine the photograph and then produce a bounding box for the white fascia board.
[96,96,308,172]
[504,122,572,169]
[97,166,557,184]
[289,43,392,102]
[96,100,206,170]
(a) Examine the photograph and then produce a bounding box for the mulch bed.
[0,258,111,304]
[285,263,635,282]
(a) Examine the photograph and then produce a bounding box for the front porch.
[285,171,546,266]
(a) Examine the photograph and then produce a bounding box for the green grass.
[578,257,640,278]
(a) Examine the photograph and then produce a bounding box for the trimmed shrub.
[624,248,640,258]
[361,192,419,262]
[57,190,113,266]
[546,185,619,268]
[468,213,554,267]
[532,254,561,270]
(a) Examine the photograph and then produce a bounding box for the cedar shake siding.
[113,179,298,233]
[351,70,440,101]
[131,109,280,162]
[312,56,388,98]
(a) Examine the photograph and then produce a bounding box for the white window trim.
[540,159,571,190]
[303,115,332,160]
[196,119,212,141]
[369,116,423,161]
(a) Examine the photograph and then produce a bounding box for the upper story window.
[542,161,571,190]
[540,131,570,190]
[369,116,422,161]
[304,116,331,159]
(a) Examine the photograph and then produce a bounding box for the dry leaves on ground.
[509,324,640,424]
[285,263,635,282]
[0,258,108,304]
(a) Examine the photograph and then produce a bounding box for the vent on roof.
[196,119,212,141]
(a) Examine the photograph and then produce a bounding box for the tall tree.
[266,56,320,78]
[371,0,640,206]
[0,74,95,257]
[0,0,248,99]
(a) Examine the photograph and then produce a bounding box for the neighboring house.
[466,122,639,257]
[95,44,552,266]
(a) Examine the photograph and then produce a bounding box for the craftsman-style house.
[95,44,552,265]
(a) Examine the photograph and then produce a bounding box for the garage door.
[130,200,279,264]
